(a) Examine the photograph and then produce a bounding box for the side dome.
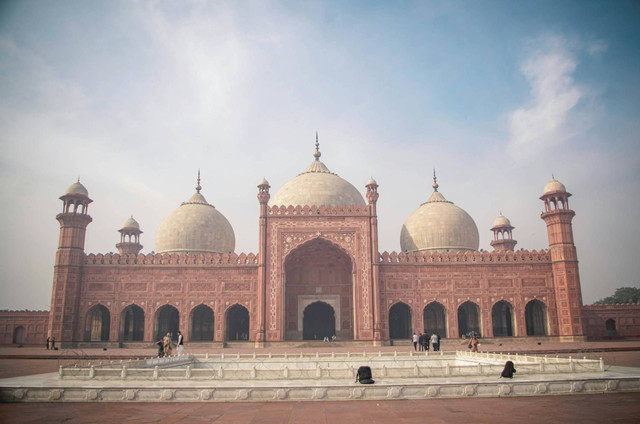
[492,214,512,228]
[65,180,89,197]
[121,216,140,230]
[400,174,479,252]
[269,136,365,207]
[543,176,566,194]
[155,178,235,254]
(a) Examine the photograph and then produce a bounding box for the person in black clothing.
[46,337,50,350]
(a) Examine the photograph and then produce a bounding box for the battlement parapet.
[379,249,550,264]
[267,204,369,216]
[84,252,258,266]
[583,303,640,309]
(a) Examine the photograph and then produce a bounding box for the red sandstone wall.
[0,311,49,345]
[379,249,557,339]
[79,252,258,342]
[583,303,640,339]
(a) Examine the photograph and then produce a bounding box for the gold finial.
[313,131,321,160]
[432,168,439,192]
[195,169,202,193]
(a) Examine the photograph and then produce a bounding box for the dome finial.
[195,169,202,193]
[313,131,321,160]
[77,176,80,183]
[432,168,439,192]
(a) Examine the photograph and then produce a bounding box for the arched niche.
[85,304,111,342]
[457,301,480,337]
[423,302,447,338]
[120,304,144,342]
[492,300,514,337]
[389,302,412,339]
[302,301,336,340]
[191,304,215,341]
[155,304,179,341]
[525,299,548,336]
[226,304,249,341]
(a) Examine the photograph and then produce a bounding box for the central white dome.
[269,141,365,207]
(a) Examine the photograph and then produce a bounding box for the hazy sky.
[1,0,639,310]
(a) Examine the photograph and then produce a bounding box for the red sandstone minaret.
[116,216,143,255]
[490,213,517,252]
[366,176,382,343]
[256,175,270,346]
[47,179,93,347]
[540,176,584,340]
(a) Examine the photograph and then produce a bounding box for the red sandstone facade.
[2,175,640,346]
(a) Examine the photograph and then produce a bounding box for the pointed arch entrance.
[191,304,215,341]
[155,305,179,341]
[226,304,249,341]
[13,326,25,345]
[284,238,353,341]
[492,300,514,337]
[389,302,412,339]
[120,304,144,342]
[525,299,547,336]
[85,304,110,341]
[302,301,335,340]
[457,301,480,337]
[423,302,447,337]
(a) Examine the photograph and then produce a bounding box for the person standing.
[163,333,173,357]
[50,337,56,350]
[470,334,479,353]
[46,337,50,350]
[177,330,184,356]
[430,332,438,352]
[436,333,441,351]
[412,333,418,351]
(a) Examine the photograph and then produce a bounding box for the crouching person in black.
[501,360,516,378]
[356,366,375,384]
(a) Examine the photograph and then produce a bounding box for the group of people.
[156,330,184,357]
[412,332,441,351]
[45,336,56,350]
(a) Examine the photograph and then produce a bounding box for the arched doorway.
[606,319,616,337]
[226,304,249,341]
[156,305,179,341]
[457,301,480,337]
[120,304,144,341]
[302,301,335,340]
[389,302,412,339]
[12,326,25,345]
[284,238,353,341]
[525,299,547,336]
[423,302,447,337]
[85,304,110,341]
[492,300,514,337]
[191,304,215,341]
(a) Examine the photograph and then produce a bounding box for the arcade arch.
[423,302,447,337]
[12,326,25,345]
[85,304,110,341]
[525,299,548,336]
[302,301,335,340]
[492,300,514,337]
[457,301,480,337]
[120,304,144,342]
[284,238,353,341]
[226,304,249,341]
[389,302,412,339]
[155,305,179,341]
[191,304,215,341]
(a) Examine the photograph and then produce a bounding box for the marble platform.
[2,350,640,402]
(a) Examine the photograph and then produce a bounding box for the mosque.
[2,137,638,346]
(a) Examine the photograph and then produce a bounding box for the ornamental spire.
[432,168,439,192]
[195,169,202,193]
[313,131,321,160]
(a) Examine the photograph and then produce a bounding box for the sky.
[0,0,639,310]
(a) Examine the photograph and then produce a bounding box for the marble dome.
[543,176,566,194]
[121,216,140,230]
[400,176,479,253]
[492,214,512,228]
[269,140,365,208]
[65,180,89,197]
[155,182,235,254]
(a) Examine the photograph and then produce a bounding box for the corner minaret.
[48,179,93,346]
[490,213,517,251]
[255,176,271,346]
[116,216,143,255]
[540,176,584,340]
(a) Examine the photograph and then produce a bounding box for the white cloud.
[507,35,582,159]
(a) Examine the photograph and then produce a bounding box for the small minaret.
[256,176,270,346]
[116,216,143,255]
[48,179,93,346]
[366,177,382,343]
[490,213,517,251]
[540,176,584,339]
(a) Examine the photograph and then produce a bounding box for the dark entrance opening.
[423,302,447,337]
[389,302,412,339]
[525,299,547,336]
[85,304,111,341]
[226,304,249,341]
[457,301,480,337]
[191,304,215,341]
[121,304,144,341]
[492,300,514,337]
[302,301,335,340]
[156,305,179,341]
[13,326,25,345]
[606,318,616,337]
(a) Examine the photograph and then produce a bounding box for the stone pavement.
[1,340,640,422]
